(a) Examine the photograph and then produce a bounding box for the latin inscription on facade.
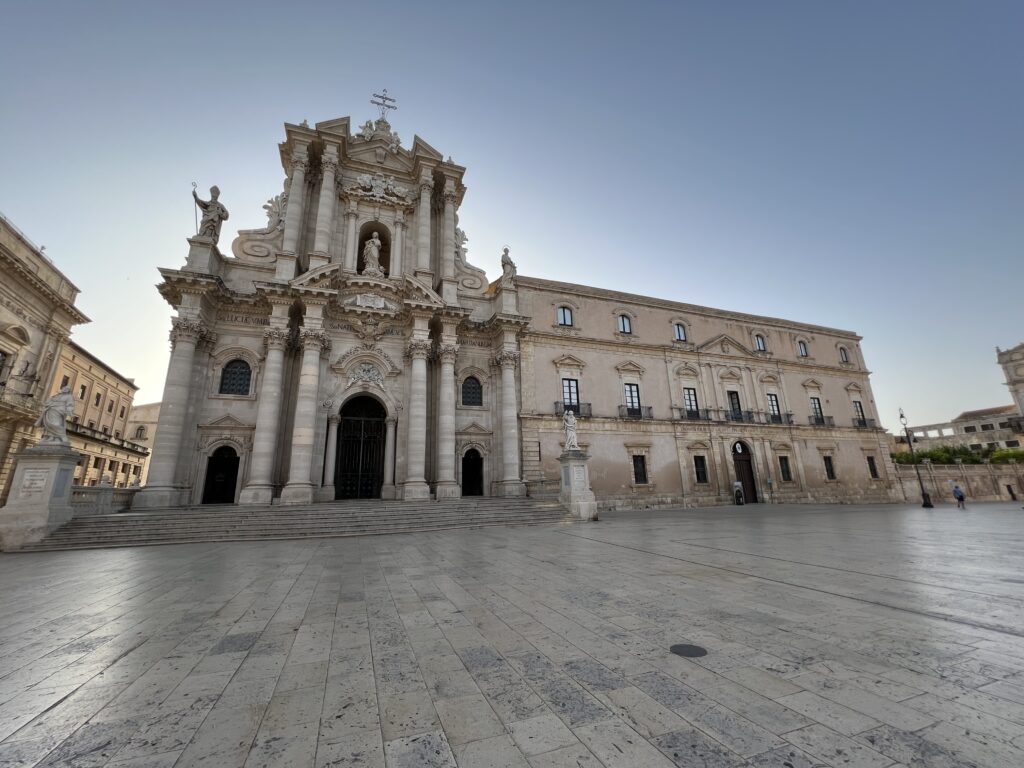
[18,469,49,498]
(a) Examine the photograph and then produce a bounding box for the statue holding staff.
[192,185,230,243]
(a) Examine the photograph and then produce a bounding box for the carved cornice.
[407,339,432,360]
[493,351,520,369]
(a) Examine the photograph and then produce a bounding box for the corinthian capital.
[169,317,207,345]
[321,156,339,176]
[299,328,330,352]
[493,350,520,369]
[264,328,289,350]
[291,151,309,174]
[437,343,459,363]
[407,339,432,360]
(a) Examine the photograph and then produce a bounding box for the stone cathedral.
[137,106,896,510]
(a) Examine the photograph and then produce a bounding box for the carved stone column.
[391,211,405,277]
[435,343,460,499]
[135,318,206,508]
[381,417,397,500]
[403,339,432,500]
[495,351,526,496]
[320,415,340,501]
[281,329,329,504]
[343,200,359,273]
[239,328,289,505]
[281,148,309,256]
[439,180,458,304]
[309,153,338,268]
[416,175,433,275]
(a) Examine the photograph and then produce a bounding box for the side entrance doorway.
[336,395,386,499]
[732,441,759,503]
[201,445,240,504]
[462,449,483,496]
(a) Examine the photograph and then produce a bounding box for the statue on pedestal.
[500,246,517,286]
[361,232,385,277]
[563,409,580,451]
[193,185,230,243]
[34,386,75,446]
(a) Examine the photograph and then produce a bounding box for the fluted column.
[343,200,359,273]
[391,212,405,277]
[416,176,433,273]
[381,417,397,499]
[282,149,309,256]
[309,153,338,267]
[403,339,432,500]
[281,329,329,504]
[435,343,460,498]
[239,329,289,505]
[135,318,206,508]
[496,351,526,496]
[442,180,456,280]
[321,415,339,499]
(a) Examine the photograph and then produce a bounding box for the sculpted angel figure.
[193,185,229,243]
[35,386,75,445]
[362,232,385,277]
[563,408,580,451]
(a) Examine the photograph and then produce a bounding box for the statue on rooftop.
[500,246,517,286]
[193,185,229,244]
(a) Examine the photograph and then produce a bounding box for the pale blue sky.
[2,1,1021,428]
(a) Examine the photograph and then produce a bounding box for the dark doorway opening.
[202,446,239,504]
[336,395,386,499]
[732,441,759,503]
[462,449,484,496]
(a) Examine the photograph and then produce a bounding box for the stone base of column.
[316,485,335,502]
[307,251,329,270]
[558,451,598,521]
[497,480,527,498]
[238,485,275,505]
[435,481,461,500]
[380,484,397,500]
[402,481,430,501]
[133,485,189,509]
[0,445,79,550]
[279,483,315,505]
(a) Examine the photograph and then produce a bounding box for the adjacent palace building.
[137,109,894,510]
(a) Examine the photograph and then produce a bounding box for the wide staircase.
[16,497,573,551]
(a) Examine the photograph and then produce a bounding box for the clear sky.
[2,1,1021,429]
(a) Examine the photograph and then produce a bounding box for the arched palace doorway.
[461,449,484,496]
[202,445,239,504]
[335,395,386,499]
[732,440,759,503]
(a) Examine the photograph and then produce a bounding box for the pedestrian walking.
[953,485,966,509]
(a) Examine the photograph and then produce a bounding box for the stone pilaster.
[343,200,359,273]
[135,318,207,508]
[281,148,309,257]
[239,328,289,505]
[309,152,338,269]
[403,339,432,500]
[381,417,397,499]
[441,180,457,297]
[495,351,526,496]
[415,175,433,279]
[435,343,460,499]
[280,329,329,505]
[319,414,340,501]
[391,211,405,277]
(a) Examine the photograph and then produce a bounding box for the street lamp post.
[899,408,933,508]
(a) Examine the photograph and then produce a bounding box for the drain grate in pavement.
[669,644,707,658]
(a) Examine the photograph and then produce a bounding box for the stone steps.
[18,498,573,551]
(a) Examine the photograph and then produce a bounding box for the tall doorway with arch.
[732,440,759,503]
[336,395,386,499]
[461,449,484,496]
[201,446,240,504]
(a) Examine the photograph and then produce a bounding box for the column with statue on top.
[558,408,597,521]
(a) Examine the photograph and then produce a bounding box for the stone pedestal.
[558,450,597,521]
[184,236,220,274]
[0,444,80,550]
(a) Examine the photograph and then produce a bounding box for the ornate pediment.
[291,262,341,291]
[718,366,743,382]
[457,422,492,436]
[341,292,400,312]
[553,354,586,369]
[844,382,863,393]
[697,334,755,357]
[674,363,700,378]
[201,413,253,430]
[802,378,823,390]
[401,275,445,310]
[615,360,646,375]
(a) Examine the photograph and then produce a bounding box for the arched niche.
[357,222,392,276]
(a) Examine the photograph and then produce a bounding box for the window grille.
[461,376,483,406]
[219,359,252,395]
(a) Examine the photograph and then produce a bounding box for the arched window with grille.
[461,376,483,406]
[219,359,252,395]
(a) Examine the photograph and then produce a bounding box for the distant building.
[126,402,160,484]
[0,212,88,503]
[48,341,149,487]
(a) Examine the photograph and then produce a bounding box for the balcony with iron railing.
[68,421,149,454]
[675,407,713,422]
[618,405,653,420]
[554,401,593,417]
[724,409,757,423]
[808,415,835,427]
[765,412,795,425]
[852,417,877,429]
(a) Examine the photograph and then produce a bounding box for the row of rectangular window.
[681,453,878,487]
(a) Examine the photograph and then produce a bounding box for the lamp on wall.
[899,408,933,508]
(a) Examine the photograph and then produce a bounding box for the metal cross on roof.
[370,89,397,120]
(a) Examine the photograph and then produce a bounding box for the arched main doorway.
[202,446,239,504]
[732,441,759,503]
[336,395,386,499]
[462,449,483,496]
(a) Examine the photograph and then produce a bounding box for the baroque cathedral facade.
[137,110,895,510]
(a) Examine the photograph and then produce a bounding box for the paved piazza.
[2,504,1024,767]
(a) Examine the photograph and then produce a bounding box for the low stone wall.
[70,486,138,516]
[893,462,1024,504]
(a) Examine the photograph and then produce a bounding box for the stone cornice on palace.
[0,243,89,327]
[516,276,862,341]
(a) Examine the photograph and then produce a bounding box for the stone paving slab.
[1,502,1024,766]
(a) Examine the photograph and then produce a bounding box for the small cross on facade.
[370,89,397,121]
